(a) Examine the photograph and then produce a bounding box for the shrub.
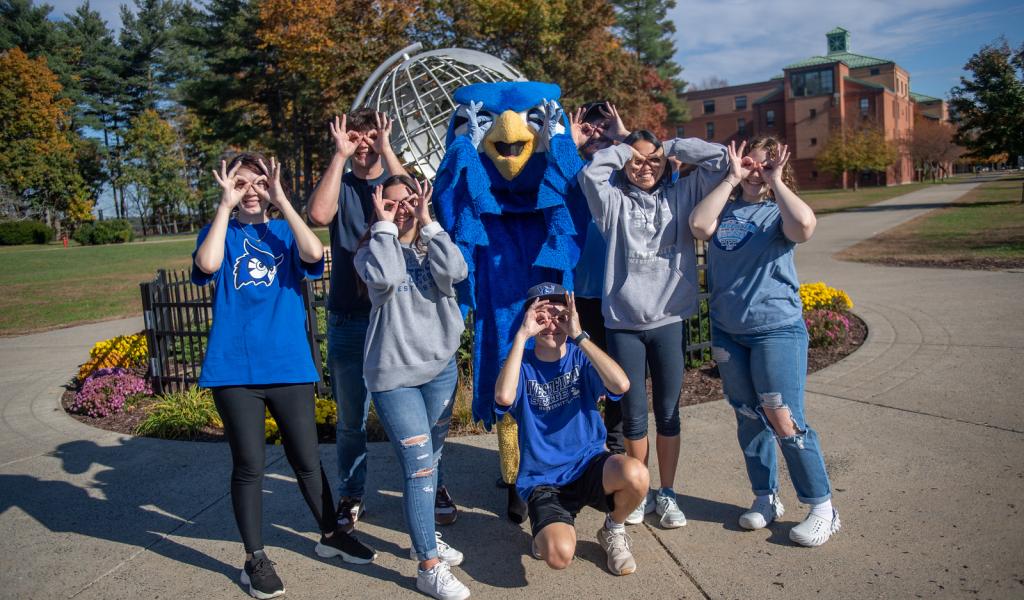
[136,386,222,440]
[71,367,152,418]
[800,282,853,312]
[73,219,134,245]
[0,220,52,245]
[78,333,148,380]
[805,309,851,348]
[265,395,339,444]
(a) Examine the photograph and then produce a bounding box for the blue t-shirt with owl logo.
[192,219,324,387]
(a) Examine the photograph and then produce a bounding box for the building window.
[809,108,817,118]
[703,100,715,114]
[811,170,818,179]
[870,68,880,76]
[766,110,775,127]
[676,126,685,137]
[706,122,715,139]
[737,118,746,134]
[790,68,834,97]
[735,95,747,110]
[860,98,869,116]
[810,137,817,146]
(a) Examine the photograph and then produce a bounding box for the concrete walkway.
[2,177,1022,599]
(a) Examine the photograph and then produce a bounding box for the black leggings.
[606,322,685,440]
[213,384,336,553]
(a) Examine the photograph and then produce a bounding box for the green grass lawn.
[837,175,1024,269]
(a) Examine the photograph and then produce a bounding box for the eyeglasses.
[630,155,666,170]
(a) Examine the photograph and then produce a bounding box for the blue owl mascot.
[433,81,589,522]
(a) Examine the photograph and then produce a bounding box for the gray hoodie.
[579,139,729,331]
[355,220,468,392]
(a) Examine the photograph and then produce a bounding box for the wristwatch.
[573,331,591,345]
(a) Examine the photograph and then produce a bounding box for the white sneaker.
[410,531,464,566]
[416,561,471,600]
[624,490,656,525]
[597,526,637,576]
[655,491,687,528]
[738,494,785,530]
[789,508,841,547]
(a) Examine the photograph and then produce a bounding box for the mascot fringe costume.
[433,82,588,522]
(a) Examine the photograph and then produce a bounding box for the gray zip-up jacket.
[579,139,729,331]
[355,220,468,392]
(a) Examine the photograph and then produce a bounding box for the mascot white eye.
[248,258,268,279]
[526,107,544,132]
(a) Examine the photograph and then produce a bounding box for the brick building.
[679,28,947,189]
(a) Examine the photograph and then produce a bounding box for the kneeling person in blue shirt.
[495,283,649,576]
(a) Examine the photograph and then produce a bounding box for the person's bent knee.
[544,543,575,570]
[622,456,650,492]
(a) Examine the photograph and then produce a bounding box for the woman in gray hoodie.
[354,175,470,600]
[579,131,729,529]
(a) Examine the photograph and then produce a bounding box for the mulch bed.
[62,313,867,440]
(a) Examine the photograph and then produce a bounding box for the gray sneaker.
[416,561,471,600]
[597,526,636,576]
[409,531,464,566]
[789,508,841,547]
[624,489,655,525]
[738,494,785,530]
[655,491,687,528]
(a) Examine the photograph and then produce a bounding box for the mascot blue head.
[445,81,567,181]
[233,239,284,289]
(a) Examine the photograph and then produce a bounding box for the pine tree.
[611,0,688,122]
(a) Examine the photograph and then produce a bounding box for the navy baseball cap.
[525,282,568,304]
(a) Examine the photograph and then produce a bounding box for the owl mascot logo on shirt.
[433,81,589,521]
[233,239,284,289]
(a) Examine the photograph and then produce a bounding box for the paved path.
[2,177,1022,599]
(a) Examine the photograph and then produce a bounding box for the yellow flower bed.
[78,333,149,380]
[799,282,853,312]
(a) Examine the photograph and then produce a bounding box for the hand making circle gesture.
[520,299,550,338]
[372,184,399,223]
[330,115,361,158]
[763,144,791,188]
[409,178,433,226]
[212,160,246,210]
[555,292,583,339]
[370,112,394,155]
[255,157,288,209]
[598,102,629,142]
[728,140,752,183]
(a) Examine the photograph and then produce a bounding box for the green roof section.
[785,51,891,70]
[910,91,942,103]
[826,27,849,35]
[844,76,889,92]
[752,86,784,105]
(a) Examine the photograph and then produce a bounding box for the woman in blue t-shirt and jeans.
[193,153,375,599]
[689,138,840,547]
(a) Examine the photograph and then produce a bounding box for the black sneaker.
[336,497,365,531]
[241,550,285,599]
[434,485,459,526]
[314,528,377,564]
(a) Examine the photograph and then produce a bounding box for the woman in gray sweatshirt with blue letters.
[579,131,729,529]
[354,175,471,600]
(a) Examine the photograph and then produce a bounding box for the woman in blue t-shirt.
[192,153,375,599]
[689,138,840,547]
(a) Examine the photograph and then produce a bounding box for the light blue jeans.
[711,320,832,504]
[328,311,372,499]
[371,359,458,561]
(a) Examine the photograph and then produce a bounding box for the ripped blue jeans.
[371,358,458,561]
[711,321,832,504]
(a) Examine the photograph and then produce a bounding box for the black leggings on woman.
[213,384,336,553]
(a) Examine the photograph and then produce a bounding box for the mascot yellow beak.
[483,110,538,181]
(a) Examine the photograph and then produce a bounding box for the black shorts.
[527,451,616,537]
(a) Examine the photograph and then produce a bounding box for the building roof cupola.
[827,27,850,55]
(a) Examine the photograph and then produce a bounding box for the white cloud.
[671,0,985,87]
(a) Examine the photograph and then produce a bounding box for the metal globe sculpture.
[352,43,524,179]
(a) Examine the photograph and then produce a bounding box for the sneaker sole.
[789,517,841,547]
[315,542,377,564]
[416,580,471,600]
[658,516,687,529]
[240,571,285,599]
[612,564,636,576]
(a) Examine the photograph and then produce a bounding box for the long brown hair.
[747,135,798,195]
[354,174,427,298]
